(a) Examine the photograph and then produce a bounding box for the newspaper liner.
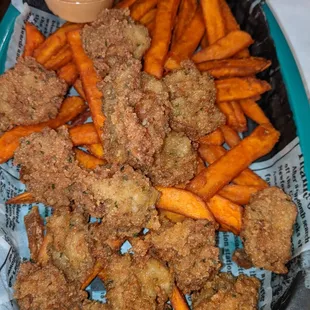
[0,1,310,309]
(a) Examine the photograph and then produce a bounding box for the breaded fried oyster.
[239,187,297,273]
[0,57,67,133]
[163,61,225,140]
[192,273,260,310]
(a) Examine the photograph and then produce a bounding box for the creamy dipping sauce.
[45,0,113,23]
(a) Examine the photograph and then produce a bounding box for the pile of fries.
[0,0,281,308]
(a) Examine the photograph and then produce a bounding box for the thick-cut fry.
[0,97,86,164]
[231,101,247,132]
[171,0,197,47]
[219,0,249,58]
[207,195,243,234]
[146,20,156,37]
[139,8,157,25]
[73,78,86,100]
[115,0,137,8]
[218,184,262,205]
[24,206,44,262]
[199,128,224,145]
[6,192,35,205]
[69,123,100,146]
[200,0,225,44]
[37,234,53,265]
[198,142,269,188]
[217,101,239,130]
[171,286,190,310]
[74,149,106,169]
[239,99,270,125]
[192,30,253,63]
[23,22,45,57]
[220,124,241,147]
[33,23,83,65]
[215,77,271,102]
[200,33,208,48]
[144,0,181,78]
[57,62,79,85]
[86,143,104,159]
[130,0,158,21]
[81,261,104,290]
[68,30,105,141]
[160,209,186,222]
[155,186,214,221]
[44,44,73,70]
[164,8,205,70]
[197,57,272,78]
[187,124,279,200]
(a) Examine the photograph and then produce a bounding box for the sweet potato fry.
[207,195,243,235]
[171,0,197,47]
[218,184,262,205]
[68,30,105,142]
[220,124,241,147]
[86,143,104,159]
[198,142,268,188]
[70,110,92,127]
[23,22,45,57]
[37,234,53,265]
[73,78,86,100]
[44,44,73,70]
[144,0,181,78]
[81,261,104,290]
[155,186,214,221]
[192,30,253,63]
[115,0,137,8]
[24,206,44,262]
[199,128,224,145]
[6,192,35,205]
[74,149,106,169]
[200,33,208,48]
[200,0,225,44]
[231,101,247,132]
[217,101,239,130]
[187,124,279,200]
[219,0,249,58]
[239,99,270,125]
[215,77,272,102]
[197,57,272,78]
[57,62,79,85]
[146,20,156,37]
[164,8,205,71]
[139,8,157,25]
[0,97,86,164]
[69,123,100,146]
[130,0,158,21]
[159,209,186,223]
[33,23,83,65]
[171,286,190,310]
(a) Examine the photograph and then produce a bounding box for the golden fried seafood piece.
[163,61,225,140]
[103,254,173,309]
[147,131,197,186]
[82,8,150,69]
[192,273,260,310]
[46,210,95,284]
[0,57,67,133]
[14,262,86,310]
[139,219,221,293]
[90,164,160,239]
[14,127,159,221]
[240,187,297,274]
[82,301,109,309]
[102,67,171,171]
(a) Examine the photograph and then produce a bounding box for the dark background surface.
[0,0,10,21]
